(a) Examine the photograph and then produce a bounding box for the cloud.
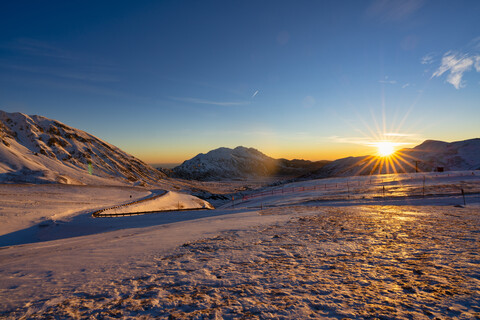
[379,80,397,84]
[432,52,479,89]
[384,133,418,138]
[3,38,79,61]
[171,97,249,107]
[252,90,259,98]
[379,76,396,84]
[365,0,426,22]
[402,83,410,88]
[329,134,420,147]
[1,64,119,83]
[421,53,435,65]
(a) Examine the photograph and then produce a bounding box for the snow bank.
[97,191,214,216]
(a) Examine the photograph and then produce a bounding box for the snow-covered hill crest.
[172,146,329,181]
[305,138,480,179]
[0,110,166,185]
[409,139,480,171]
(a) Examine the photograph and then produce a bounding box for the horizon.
[1,1,479,164]
[147,137,480,168]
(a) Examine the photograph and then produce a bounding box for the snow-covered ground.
[96,190,214,216]
[230,170,480,209]
[1,172,480,318]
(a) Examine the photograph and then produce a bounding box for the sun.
[376,141,396,157]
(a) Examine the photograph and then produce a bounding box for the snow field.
[0,184,152,237]
[232,171,480,209]
[11,205,480,319]
[96,191,214,216]
[1,172,480,318]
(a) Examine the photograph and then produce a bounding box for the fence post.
[423,176,425,198]
[461,188,466,206]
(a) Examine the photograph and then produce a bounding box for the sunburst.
[333,110,424,176]
[375,141,396,157]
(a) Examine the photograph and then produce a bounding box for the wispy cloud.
[365,0,426,23]
[171,97,249,107]
[3,38,79,61]
[429,38,480,89]
[379,76,396,84]
[402,83,410,88]
[421,53,435,65]
[384,132,418,138]
[1,63,119,83]
[0,38,120,87]
[329,133,422,147]
[432,52,480,89]
[379,80,397,84]
[252,90,259,98]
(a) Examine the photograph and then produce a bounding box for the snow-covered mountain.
[0,110,166,185]
[172,146,329,181]
[305,138,480,179]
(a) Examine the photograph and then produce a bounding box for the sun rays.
[332,108,426,177]
[375,141,396,157]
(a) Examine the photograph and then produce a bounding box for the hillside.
[305,138,480,179]
[172,146,329,181]
[0,110,166,185]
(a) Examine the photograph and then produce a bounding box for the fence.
[92,191,166,217]
[240,173,478,203]
[242,180,373,201]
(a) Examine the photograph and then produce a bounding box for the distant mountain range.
[171,139,480,181]
[1,110,478,185]
[171,146,329,181]
[0,110,166,185]
[304,138,480,179]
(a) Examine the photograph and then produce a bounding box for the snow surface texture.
[96,191,214,216]
[173,146,327,181]
[0,110,166,186]
[3,205,479,319]
[0,184,152,239]
[231,170,480,210]
[308,138,480,179]
[1,172,479,318]
[0,186,214,247]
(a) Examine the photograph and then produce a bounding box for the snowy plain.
[1,171,479,319]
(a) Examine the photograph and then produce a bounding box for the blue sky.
[1,0,479,163]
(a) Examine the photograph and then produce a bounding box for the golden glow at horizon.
[375,141,396,157]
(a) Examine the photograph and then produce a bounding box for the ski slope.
[1,172,480,318]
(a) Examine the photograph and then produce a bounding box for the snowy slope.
[173,146,328,181]
[305,138,480,178]
[407,139,480,170]
[0,110,166,185]
[1,175,479,318]
[98,190,214,215]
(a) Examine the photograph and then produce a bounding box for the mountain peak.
[173,146,329,181]
[0,109,165,185]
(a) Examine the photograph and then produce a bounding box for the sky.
[1,0,479,164]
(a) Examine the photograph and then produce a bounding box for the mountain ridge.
[303,138,480,179]
[0,110,166,185]
[172,146,330,181]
